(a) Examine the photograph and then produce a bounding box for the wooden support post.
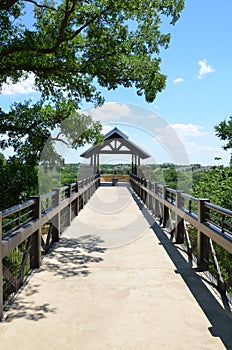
[135,155,137,175]
[141,178,145,202]
[75,182,79,216]
[143,178,147,205]
[87,178,90,201]
[0,212,3,320]
[30,196,42,269]
[154,183,160,218]
[51,189,61,242]
[197,199,210,271]
[97,174,100,189]
[148,181,153,211]
[175,191,185,244]
[67,185,72,226]
[132,154,134,175]
[162,186,169,228]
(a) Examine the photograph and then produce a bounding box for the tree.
[0,1,185,202]
[0,154,38,210]
[0,0,184,104]
[0,99,103,166]
[193,166,232,210]
[215,116,232,164]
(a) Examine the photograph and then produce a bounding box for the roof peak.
[104,127,129,140]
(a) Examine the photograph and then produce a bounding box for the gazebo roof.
[80,127,150,159]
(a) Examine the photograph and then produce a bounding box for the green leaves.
[193,166,232,209]
[215,116,232,165]
[0,0,184,104]
[0,153,38,210]
[0,1,185,191]
[215,116,232,150]
[0,99,103,166]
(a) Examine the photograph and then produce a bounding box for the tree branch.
[50,133,69,146]
[68,6,109,42]
[25,0,57,12]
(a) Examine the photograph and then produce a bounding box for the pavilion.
[80,127,150,175]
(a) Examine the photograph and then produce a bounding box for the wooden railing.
[130,174,232,298]
[0,174,100,319]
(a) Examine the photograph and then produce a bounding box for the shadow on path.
[129,187,232,349]
[38,234,107,279]
[4,235,107,323]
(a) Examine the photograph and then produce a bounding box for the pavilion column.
[136,156,141,175]
[131,154,138,175]
[132,154,134,174]
[135,155,138,175]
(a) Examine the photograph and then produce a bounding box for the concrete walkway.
[1,184,232,349]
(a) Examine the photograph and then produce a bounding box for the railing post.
[138,176,141,196]
[79,181,84,210]
[52,189,61,242]
[141,178,146,203]
[197,199,210,271]
[0,212,3,320]
[154,183,160,218]
[87,177,90,202]
[162,186,169,228]
[96,174,100,189]
[136,176,139,198]
[175,191,185,244]
[75,181,79,216]
[148,181,153,211]
[89,177,93,197]
[30,196,42,269]
[143,178,147,205]
[67,185,72,226]
[141,178,144,202]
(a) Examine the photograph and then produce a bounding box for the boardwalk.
[1,184,232,349]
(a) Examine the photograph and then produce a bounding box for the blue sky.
[1,0,232,165]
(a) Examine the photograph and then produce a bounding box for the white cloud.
[170,123,209,138]
[197,59,214,79]
[1,73,36,95]
[155,123,208,145]
[173,77,184,84]
[90,102,132,121]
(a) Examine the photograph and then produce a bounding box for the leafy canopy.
[215,116,232,165]
[0,0,185,104]
[215,116,232,152]
[0,0,184,196]
[0,99,103,165]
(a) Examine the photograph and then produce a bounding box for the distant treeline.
[0,156,231,212]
